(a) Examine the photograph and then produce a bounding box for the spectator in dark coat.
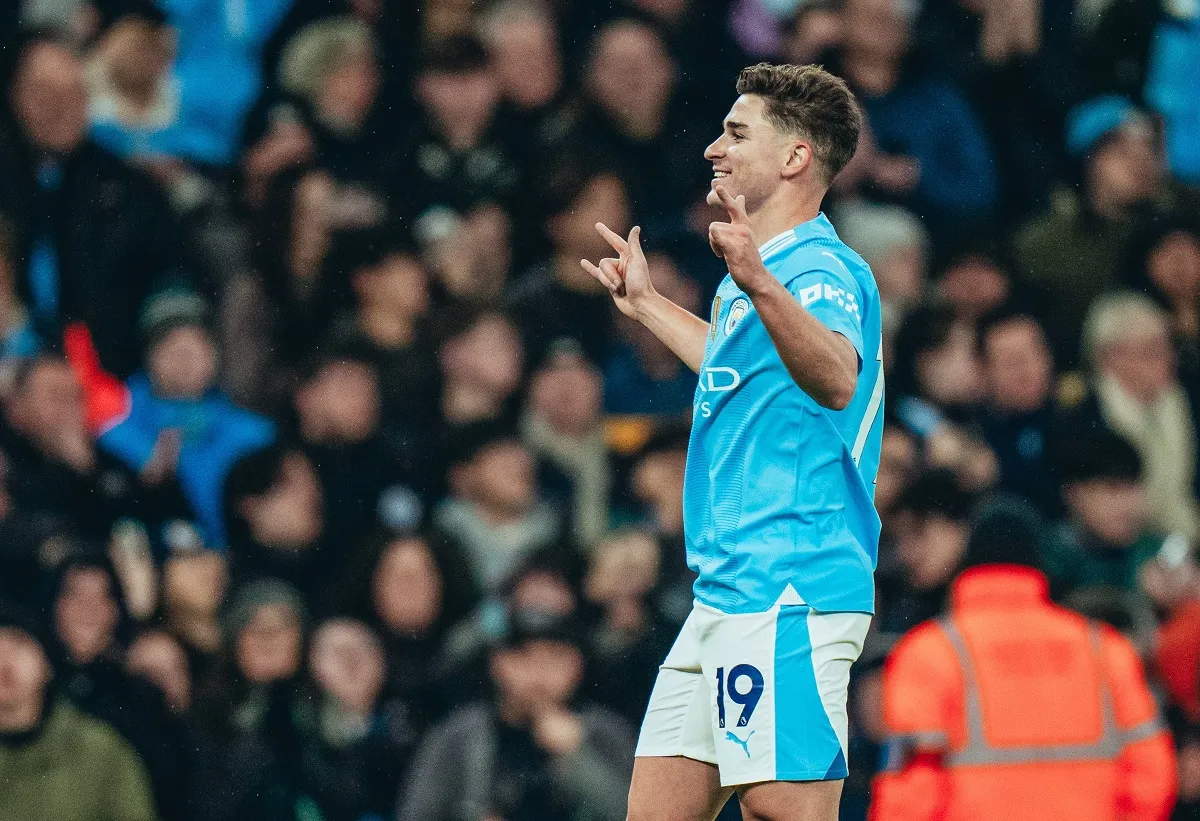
[974,304,1061,515]
[0,30,201,378]
[192,578,309,821]
[397,608,635,821]
[293,617,418,821]
[50,553,194,821]
[0,355,194,546]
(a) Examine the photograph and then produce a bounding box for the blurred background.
[0,0,1197,819]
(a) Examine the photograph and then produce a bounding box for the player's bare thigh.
[738,778,843,821]
[626,755,736,821]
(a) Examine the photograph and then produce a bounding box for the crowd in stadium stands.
[0,0,1197,819]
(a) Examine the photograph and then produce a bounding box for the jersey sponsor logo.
[724,297,749,335]
[797,282,860,320]
[697,366,740,393]
[695,367,741,419]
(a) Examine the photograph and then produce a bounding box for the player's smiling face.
[704,94,794,211]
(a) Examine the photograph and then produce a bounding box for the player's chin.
[706,187,722,207]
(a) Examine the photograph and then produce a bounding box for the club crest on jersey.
[725,298,749,335]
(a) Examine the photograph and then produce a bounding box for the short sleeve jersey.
[683,213,884,614]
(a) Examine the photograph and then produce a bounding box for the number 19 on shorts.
[715,664,764,728]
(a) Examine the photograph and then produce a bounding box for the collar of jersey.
[756,212,837,264]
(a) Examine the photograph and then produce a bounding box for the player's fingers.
[596,222,629,255]
[732,194,750,225]
[708,224,725,258]
[627,225,646,259]
[715,185,749,226]
[599,257,623,282]
[581,258,618,292]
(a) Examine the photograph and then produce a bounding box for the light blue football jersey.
[683,213,884,615]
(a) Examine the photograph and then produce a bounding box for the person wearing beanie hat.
[1013,91,1186,369]
[0,604,158,821]
[98,289,275,550]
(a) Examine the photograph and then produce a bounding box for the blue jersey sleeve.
[784,262,866,368]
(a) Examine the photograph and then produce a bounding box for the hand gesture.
[708,186,768,293]
[581,224,656,319]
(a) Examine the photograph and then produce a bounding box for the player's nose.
[704,138,723,160]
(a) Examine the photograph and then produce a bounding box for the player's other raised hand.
[709,185,768,293]
[581,223,656,319]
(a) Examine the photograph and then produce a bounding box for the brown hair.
[735,63,862,184]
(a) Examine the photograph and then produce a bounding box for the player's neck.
[748,187,824,245]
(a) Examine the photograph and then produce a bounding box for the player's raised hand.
[581,223,656,320]
[708,186,769,293]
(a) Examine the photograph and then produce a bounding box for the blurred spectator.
[576,19,712,224]
[329,234,440,430]
[0,31,200,378]
[252,167,386,369]
[834,0,999,226]
[436,306,524,433]
[0,604,157,821]
[409,35,522,213]
[522,340,612,549]
[361,533,472,711]
[889,305,998,491]
[583,528,675,726]
[126,627,193,715]
[1012,96,1181,368]
[479,0,568,152]
[1,355,192,545]
[275,15,408,197]
[832,200,929,346]
[875,470,976,634]
[157,0,293,167]
[193,578,309,821]
[1125,216,1200,376]
[294,350,425,544]
[1042,428,1165,602]
[871,497,1177,821]
[293,617,416,821]
[85,2,223,177]
[51,553,193,821]
[435,423,564,596]
[974,304,1060,514]
[1074,292,1200,540]
[161,543,227,676]
[397,608,635,821]
[932,240,1013,323]
[417,201,514,303]
[98,289,275,549]
[602,249,700,420]
[873,421,919,525]
[508,167,630,364]
[223,445,338,611]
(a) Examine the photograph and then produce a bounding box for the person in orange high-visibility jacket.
[870,498,1176,821]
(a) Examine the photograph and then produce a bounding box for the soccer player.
[581,64,884,821]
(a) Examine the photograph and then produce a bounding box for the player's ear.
[781,141,812,180]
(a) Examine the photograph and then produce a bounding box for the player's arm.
[709,187,858,410]
[582,224,709,374]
